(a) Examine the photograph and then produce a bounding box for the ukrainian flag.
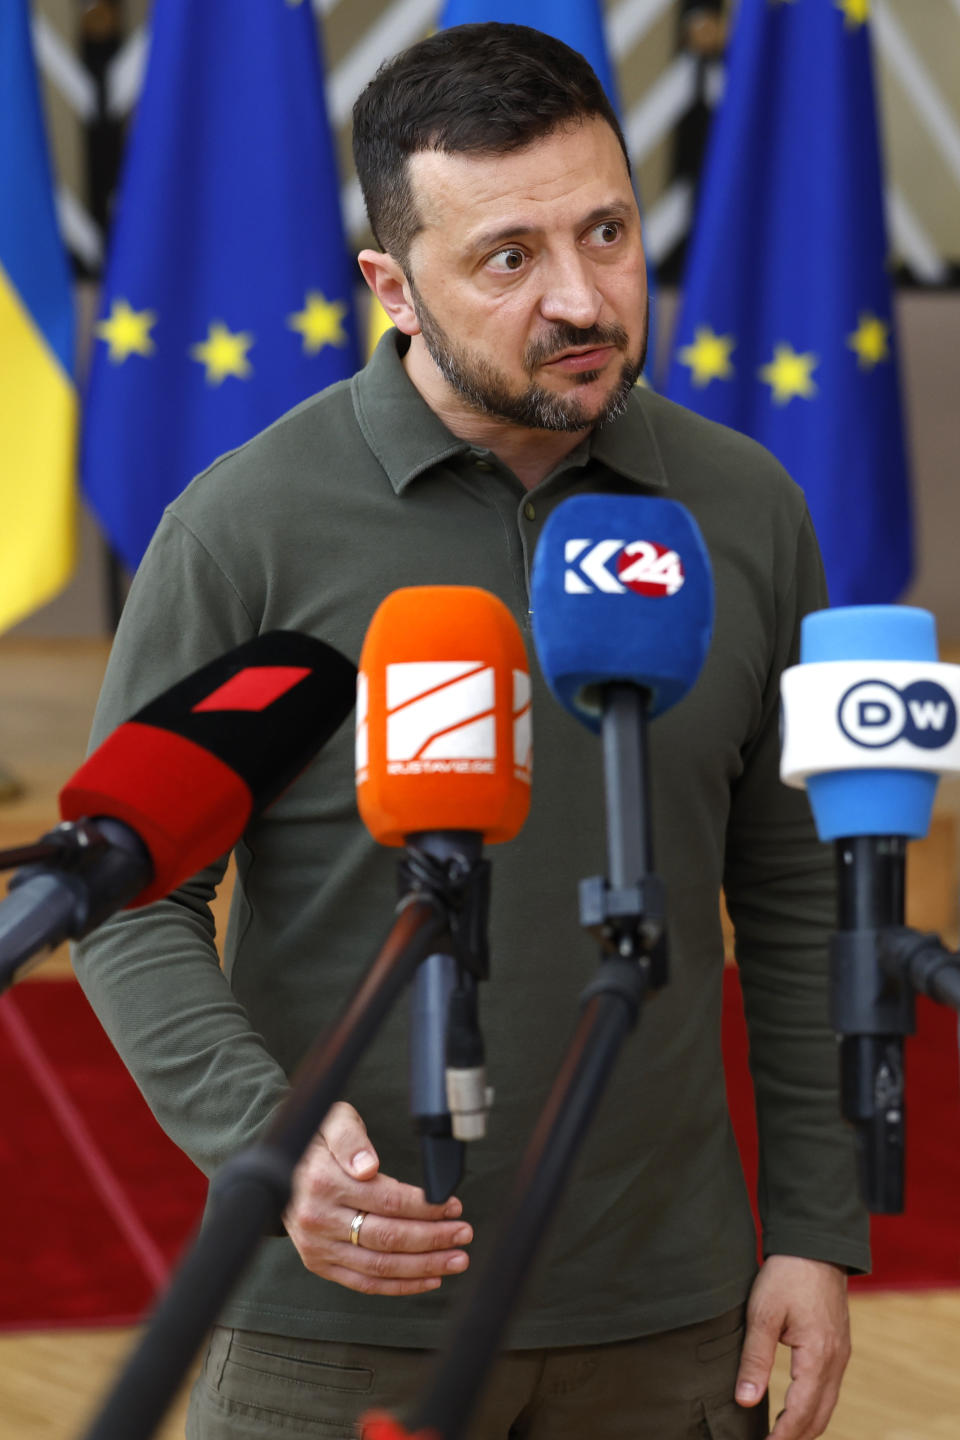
[0,0,76,632]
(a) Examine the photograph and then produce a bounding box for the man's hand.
[735,1255,851,1440]
[283,1101,473,1296]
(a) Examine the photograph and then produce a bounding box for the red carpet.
[0,979,207,1331]
[0,973,957,1331]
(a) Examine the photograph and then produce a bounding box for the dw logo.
[564,539,685,597]
[838,679,958,750]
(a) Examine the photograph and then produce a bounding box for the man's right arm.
[72,509,290,1174]
[74,511,472,1289]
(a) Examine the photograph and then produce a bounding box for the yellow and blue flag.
[665,0,911,606]
[83,0,360,572]
[0,0,76,632]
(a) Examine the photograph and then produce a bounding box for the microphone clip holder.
[398,846,491,982]
[0,818,111,875]
[0,818,154,993]
[578,873,666,971]
[879,926,960,1014]
[829,929,916,1039]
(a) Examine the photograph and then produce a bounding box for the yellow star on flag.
[847,312,890,369]
[95,299,157,363]
[189,321,254,385]
[677,326,736,387]
[836,0,870,27]
[287,291,349,355]
[758,343,819,405]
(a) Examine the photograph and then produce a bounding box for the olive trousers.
[186,1304,769,1440]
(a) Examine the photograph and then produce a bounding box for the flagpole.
[81,0,130,630]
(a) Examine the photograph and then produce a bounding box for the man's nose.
[538,252,603,330]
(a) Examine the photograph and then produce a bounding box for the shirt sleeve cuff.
[762,1229,872,1277]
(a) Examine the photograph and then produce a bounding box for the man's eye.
[487,249,526,273]
[589,221,622,245]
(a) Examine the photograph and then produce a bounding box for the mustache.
[525,321,630,370]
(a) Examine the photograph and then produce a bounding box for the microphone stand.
[372,683,668,1440]
[832,834,960,1213]
[0,821,153,992]
[78,846,489,1440]
[407,832,492,1204]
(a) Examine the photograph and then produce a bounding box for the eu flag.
[665,0,912,606]
[0,0,76,632]
[82,0,360,573]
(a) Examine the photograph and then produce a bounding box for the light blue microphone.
[782,605,960,841]
[780,604,960,1212]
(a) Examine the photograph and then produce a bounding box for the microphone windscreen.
[356,587,531,847]
[781,604,956,841]
[60,631,356,905]
[530,494,713,730]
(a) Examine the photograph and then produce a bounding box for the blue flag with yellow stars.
[83,0,359,572]
[0,0,76,632]
[665,0,912,606]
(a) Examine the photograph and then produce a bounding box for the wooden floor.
[1,638,959,1440]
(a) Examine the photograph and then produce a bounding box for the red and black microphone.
[0,631,356,988]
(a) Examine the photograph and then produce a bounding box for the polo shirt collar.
[352,331,669,494]
[352,333,473,495]
[589,384,669,491]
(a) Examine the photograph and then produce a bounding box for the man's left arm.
[723,508,870,1439]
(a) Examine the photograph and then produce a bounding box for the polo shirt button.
[523,502,536,521]
[474,459,492,472]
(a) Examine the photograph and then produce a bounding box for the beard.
[408,280,648,433]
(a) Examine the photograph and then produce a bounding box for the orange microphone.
[356,586,532,1200]
[356,585,531,844]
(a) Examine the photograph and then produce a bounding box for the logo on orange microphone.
[355,662,532,782]
[385,662,496,776]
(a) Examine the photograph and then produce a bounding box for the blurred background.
[11,0,960,640]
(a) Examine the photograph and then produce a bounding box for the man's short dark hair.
[352,23,630,270]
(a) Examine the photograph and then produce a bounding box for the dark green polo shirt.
[75,333,868,1348]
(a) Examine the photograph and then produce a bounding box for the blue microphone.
[531,494,714,963]
[781,605,960,1211]
[531,494,714,731]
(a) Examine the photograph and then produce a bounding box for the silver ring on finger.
[349,1211,367,1247]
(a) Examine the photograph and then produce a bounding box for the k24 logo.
[564,539,686,597]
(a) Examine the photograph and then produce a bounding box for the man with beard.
[75,24,867,1440]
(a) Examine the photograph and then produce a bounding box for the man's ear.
[357,251,420,336]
